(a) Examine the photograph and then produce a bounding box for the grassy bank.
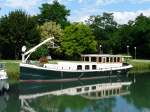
[0,60,20,82]
[129,59,150,73]
[0,59,150,82]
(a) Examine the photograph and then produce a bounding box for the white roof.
[81,54,123,57]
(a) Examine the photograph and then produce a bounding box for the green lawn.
[129,59,150,73]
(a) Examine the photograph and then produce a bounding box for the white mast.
[22,37,54,63]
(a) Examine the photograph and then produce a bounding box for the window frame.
[85,65,90,70]
[77,65,82,70]
[92,65,97,70]
[91,57,96,62]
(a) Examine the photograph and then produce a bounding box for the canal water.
[0,72,150,112]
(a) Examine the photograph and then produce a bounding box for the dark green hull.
[20,66,129,82]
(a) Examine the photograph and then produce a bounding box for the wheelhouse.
[81,54,123,63]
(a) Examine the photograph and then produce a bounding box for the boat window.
[110,57,113,63]
[106,90,109,96]
[117,57,120,62]
[76,88,82,92]
[91,57,96,62]
[84,87,89,91]
[85,57,89,61]
[106,57,109,63]
[84,93,88,96]
[92,86,96,90]
[99,57,102,62]
[110,90,113,95]
[77,65,82,70]
[114,57,116,62]
[91,92,96,96]
[98,92,101,97]
[85,65,90,70]
[113,89,116,94]
[117,89,120,94]
[92,65,96,70]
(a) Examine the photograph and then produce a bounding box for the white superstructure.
[41,54,132,72]
[20,54,132,73]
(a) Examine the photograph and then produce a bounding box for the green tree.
[110,24,133,54]
[86,13,117,40]
[38,0,70,28]
[86,13,117,53]
[110,14,150,58]
[0,10,40,59]
[31,45,49,59]
[131,14,150,58]
[61,23,97,59]
[38,21,63,59]
[39,21,63,42]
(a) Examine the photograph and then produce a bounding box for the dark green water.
[0,72,150,112]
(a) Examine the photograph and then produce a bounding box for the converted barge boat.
[20,37,132,82]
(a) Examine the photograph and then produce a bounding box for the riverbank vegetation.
[0,60,20,82]
[129,60,150,73]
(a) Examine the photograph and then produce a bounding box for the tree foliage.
[31,45,49,59]
[38,21,63,59]
[110,14,150,58]
[0,10,40,59]
[61,23,97,59]
[0,2,150,59]
[86,13,117,40]
[38,0,70,28]
[86,13,117,53]
[39,21,63,42]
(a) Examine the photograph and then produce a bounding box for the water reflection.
[3,73,150,112]
[124,73,150,112]
[19,75,131,112]
[0,80,9,92]
[0,80,9,112]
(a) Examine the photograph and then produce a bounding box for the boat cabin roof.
[81,54,123,57]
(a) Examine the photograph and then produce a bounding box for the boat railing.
[47,66,124,71]
[98,66,121,71]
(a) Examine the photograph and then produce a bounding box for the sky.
[0,0,150,24]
